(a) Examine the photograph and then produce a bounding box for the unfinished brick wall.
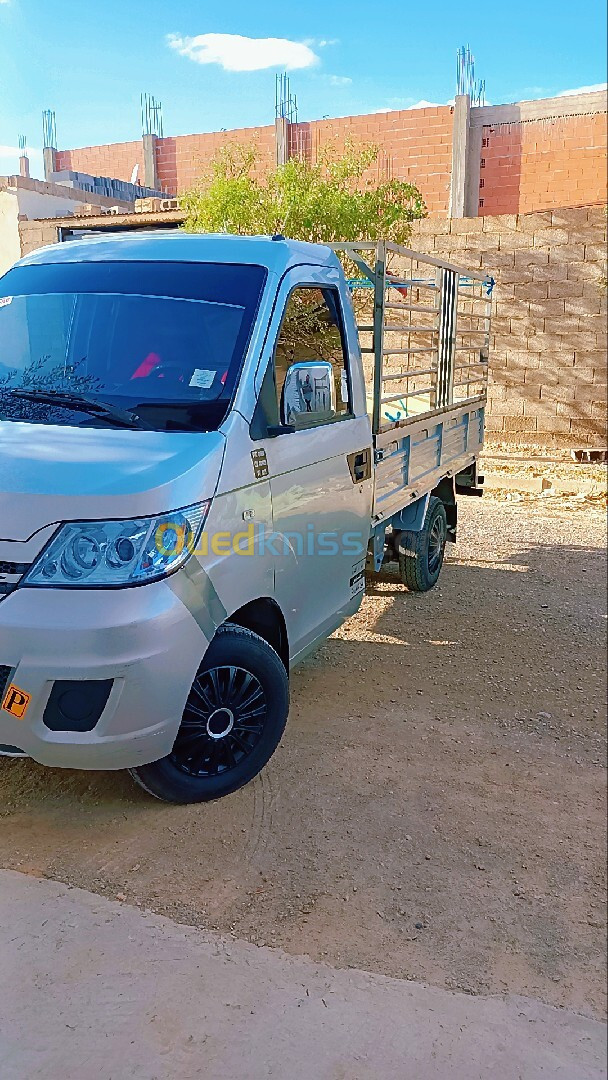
[53,93,607,217]
[55,140,145,185]
[155,124,277,193]
[479,112,608,216]
[290,106,454,215]
[53,108,454,212]
[55,129,277,194]
[410,206,607,447]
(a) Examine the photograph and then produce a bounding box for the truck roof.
[16,230,342,276]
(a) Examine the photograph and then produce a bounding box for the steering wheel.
[146,361,188,382]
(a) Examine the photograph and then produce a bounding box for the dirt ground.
[0,488,606,1020]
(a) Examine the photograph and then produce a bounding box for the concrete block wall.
[18,208,186,258]
[0,174,133,275]
[410,205,607,447]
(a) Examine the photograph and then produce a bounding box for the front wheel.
[129,624,289,804]
[398,496,447,592]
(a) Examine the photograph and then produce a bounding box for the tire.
[398,496,447,593]
[129,624,289,804]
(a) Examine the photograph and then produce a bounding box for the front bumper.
[0,579,209,770]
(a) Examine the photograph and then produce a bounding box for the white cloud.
[329,75,352,86]
[318,38,339,47]
[556,82,607,96]
[167,32,319,72]
[387,96,490,111]
[0,145,42,160]
[407,99,441,109]
[385,96,441,110]
[373,96,463,115]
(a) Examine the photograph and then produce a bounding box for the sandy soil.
[0,493,606,1019]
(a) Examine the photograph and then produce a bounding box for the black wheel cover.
[171,665,267,778]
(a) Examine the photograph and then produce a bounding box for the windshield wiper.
[8,389,148,430]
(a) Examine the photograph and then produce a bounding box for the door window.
[273,287,351,426]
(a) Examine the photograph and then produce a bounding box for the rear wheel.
[129,624,289,804]
[398,496,447,592]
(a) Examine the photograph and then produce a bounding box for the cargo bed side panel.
[372,404,484,524]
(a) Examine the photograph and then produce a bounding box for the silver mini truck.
[0,233,493,802]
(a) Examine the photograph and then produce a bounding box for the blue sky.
[0,0,606,178]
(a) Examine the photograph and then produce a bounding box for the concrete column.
[142,134,158,190]
[275,117,289,167]
[464,123,483,217]
[449,94,471,218]
[42,146,57,181]
[19,155,30,179]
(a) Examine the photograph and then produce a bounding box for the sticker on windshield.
[0,296,13,308]
[189,368,216,389]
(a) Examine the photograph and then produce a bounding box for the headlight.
[22,503,210,589]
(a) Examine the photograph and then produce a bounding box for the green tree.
[181,141,427,244]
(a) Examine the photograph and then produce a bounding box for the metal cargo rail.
[331,240,494,435]
[331,241,495,525]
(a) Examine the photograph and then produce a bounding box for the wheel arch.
[222,597,289,672]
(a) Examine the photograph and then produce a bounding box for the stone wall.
[410,206,607,447]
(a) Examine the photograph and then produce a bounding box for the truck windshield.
[0,260,267,431]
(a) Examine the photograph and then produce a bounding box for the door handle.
[347,448,372,484]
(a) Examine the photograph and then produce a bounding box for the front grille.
[0,665,12,702]
[0,561,29,601]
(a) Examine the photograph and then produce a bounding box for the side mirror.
[281,361,336,428]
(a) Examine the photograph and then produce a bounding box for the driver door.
[257,269,373,662]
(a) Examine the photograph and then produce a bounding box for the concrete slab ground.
[0,871,605,1080]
